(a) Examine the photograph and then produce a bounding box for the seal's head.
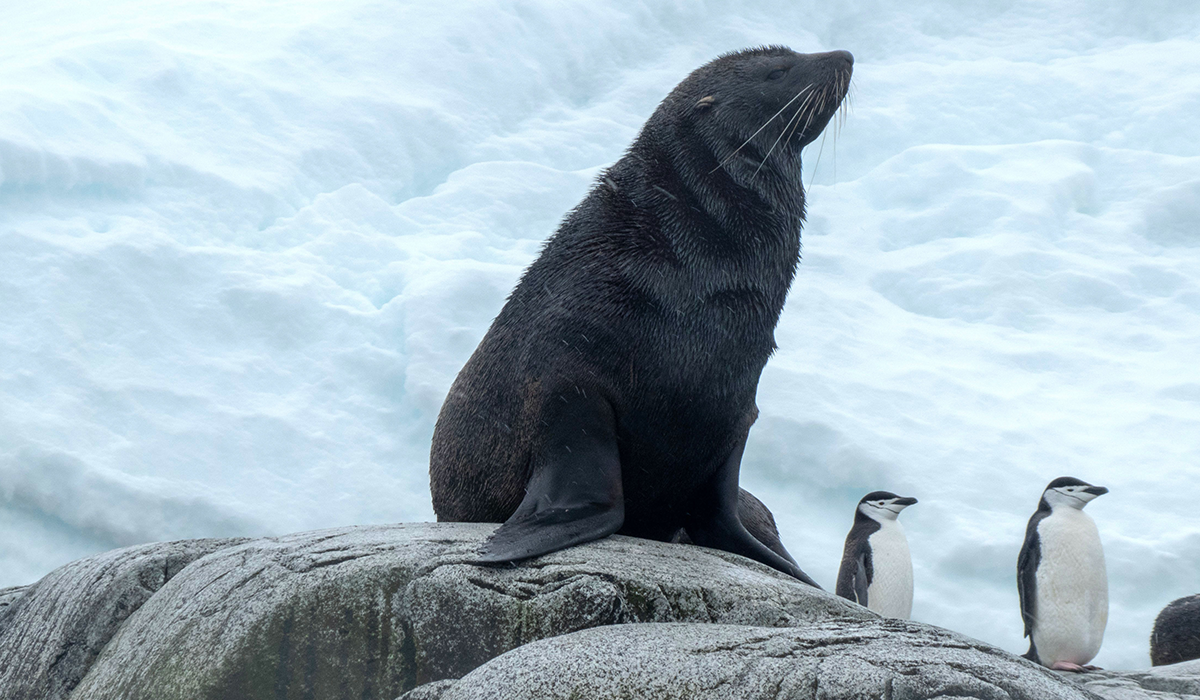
[654,46,853,180]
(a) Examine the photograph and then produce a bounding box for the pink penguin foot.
[1050,661,1089,672]
[1083,665,1103,671]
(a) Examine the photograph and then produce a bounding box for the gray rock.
[1157,660,1200,679]
[0,585,29,606]
[437,621,1098,700]
[0,538,247,700]
[398,680,458,700]
[1064,660,1200,700]
[3,522,1174,700]
[0,585,31,634]
[66,523,866,700]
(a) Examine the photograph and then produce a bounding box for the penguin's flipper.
[1017,512,1046,639]
[478,388,624,564]
[853,553,870,607]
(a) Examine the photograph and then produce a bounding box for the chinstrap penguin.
[1017,476,1109,672]
[835,491,918,619]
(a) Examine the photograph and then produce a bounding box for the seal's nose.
[831,50,854,67]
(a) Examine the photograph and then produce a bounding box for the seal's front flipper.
[737,488,799,566]
[689,506,821,588]
[685,430,822,588]
[478,388,624,563]
[478,499,624,563]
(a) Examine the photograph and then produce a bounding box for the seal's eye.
[767,67,788,80]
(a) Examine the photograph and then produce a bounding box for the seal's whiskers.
[785,84,823,152]
[803,72,853,187]
[753,89,817,177]
[807,131,830,190]
[711,84,814,174]
[779,89,819,154]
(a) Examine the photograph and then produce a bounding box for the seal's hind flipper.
[478,388,624,564]
[479,500,624,563]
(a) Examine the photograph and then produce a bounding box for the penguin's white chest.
[866,520,913,619]
[1033,509,1108,666]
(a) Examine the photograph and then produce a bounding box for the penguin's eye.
[767,67,788,80]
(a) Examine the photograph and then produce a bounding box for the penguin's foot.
[1083,665,1103,671]
[1050,661,1090,672]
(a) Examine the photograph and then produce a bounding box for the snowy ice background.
[2,0,1198,669]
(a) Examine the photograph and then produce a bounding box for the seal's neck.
[630,132,805,267]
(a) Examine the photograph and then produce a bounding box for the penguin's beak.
[1084,486,1108,497]
[893,496,918,507]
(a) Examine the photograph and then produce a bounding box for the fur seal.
[429,46,853,587]
[1151,594,1200,666]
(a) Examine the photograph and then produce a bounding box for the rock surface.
[0,523,1193,700]
[0,585,30,634]
[0,538,247,700]
[399,680,458,700]
[1066,660,1200,700]
[9,523,864,700]
[432,621,1096,700]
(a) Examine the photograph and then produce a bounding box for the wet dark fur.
[1151,594,1200,666]
[430,46,852,586]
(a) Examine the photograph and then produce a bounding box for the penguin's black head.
[857,491,918,521]
[1041,476,1108,511]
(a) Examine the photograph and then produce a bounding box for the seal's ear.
[694,95,715,111]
